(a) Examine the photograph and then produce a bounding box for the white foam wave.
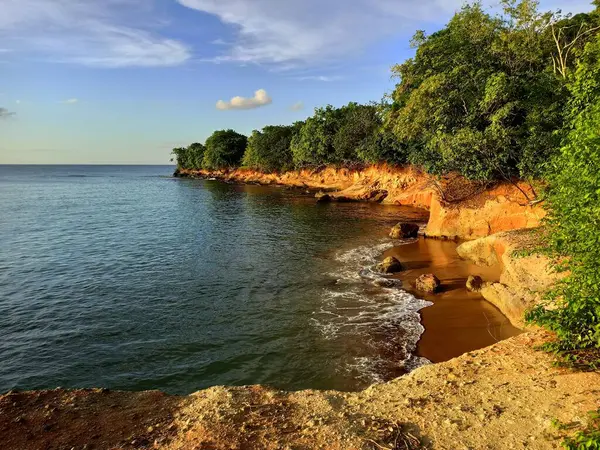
[314,238,432,386]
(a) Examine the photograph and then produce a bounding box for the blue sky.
[0,0,595,164]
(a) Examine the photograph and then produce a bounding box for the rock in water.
[466,275,484,292]
[389,223,420,239]
[376,256,404,274]
[315,192,332,203]
[415,274,441,293]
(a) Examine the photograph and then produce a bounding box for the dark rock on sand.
[466,275,484,292]
[415,273,441,294]
[389,223,420,239]
[376,256,404,274]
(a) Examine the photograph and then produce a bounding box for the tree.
[291,105,347,167]
[386,0,570,184]
[291,103,392,167]
[203,130,248,170]
[242,124,299,173]
[171,143,205,170]
[527,35,600,352]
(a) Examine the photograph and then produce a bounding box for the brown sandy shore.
[1,167,597,449]
[385,238,521,363]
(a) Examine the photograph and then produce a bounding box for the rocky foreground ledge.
[2,331,599,450]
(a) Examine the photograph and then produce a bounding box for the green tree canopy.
[203,129,248,170]
[171,142,206,170]
[387,0,574,181]
[242,124,300,173]
[528,34,600,351]
[291,103,397,167]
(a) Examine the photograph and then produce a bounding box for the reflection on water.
[0,165,431,394]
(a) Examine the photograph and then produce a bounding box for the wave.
[313,238,432,386]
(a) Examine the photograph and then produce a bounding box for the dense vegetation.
[172,0,600,375]
[173,1,599,182]
[527,33,600,359]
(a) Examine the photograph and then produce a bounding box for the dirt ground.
[1,332,598,450]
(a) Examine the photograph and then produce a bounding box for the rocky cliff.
[456,229,563,328]
[178,165,545,241]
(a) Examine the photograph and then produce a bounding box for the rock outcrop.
[3,332,599,450]
[178,165,546,241]
[424,184,545,240]
[457,229,564,328]
[415,273,441,293]
[389,222,420,239]
[376,256,403,274]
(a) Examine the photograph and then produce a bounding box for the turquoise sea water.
[0,165,429,394]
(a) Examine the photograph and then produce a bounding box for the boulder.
[415,274,441,294]
[376,256,404,274]
[369,190,388,203]
[389,222,420,239]
[316,192,332,203]
[466,275,484,292]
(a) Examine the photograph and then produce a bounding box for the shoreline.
[3,168,594,449]
[383,238,521,364]
[3,331,598,449]
[178,168,526,363]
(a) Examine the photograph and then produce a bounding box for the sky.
[0,0,595,164]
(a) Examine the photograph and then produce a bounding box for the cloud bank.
[177,0,469,66]
[178,0,595,67]
[0,0,190,67]
[290,101,304,111]
[216,89,272,110]
[0,107,15,118]
[62,98,79,104]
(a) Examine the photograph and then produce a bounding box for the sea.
[0,165,431,394]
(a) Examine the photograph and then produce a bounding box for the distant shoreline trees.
[174,1,599,186]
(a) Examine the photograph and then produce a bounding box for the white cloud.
[177,0,594,67]
[0,107,15,118]
[216,89,272,110]
[62,98,79,104]
[15,100,21,104]
[0,0,190,67]
[295,75,342,82]
[290,101,304,111]
[176,0,469,66]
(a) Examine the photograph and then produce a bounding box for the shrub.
[242,124,299,173]
[203,129,248,170]
[527,36,600,352]
[171,142,205,170]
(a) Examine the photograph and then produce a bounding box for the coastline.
[383,238,521,364]
[3,166,595,449]
[179,168,524,365]
[3,331,599,449]
[177,167,535,352]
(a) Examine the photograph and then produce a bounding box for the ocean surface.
[0,165,431,394]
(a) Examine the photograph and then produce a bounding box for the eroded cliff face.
[179,165,545,241]
[456,230,564,329]
[424,185,545,240]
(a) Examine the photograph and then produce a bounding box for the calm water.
[0,165,430,394]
